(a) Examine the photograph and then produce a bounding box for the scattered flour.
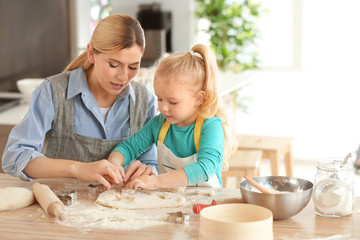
[56,187,217,231]
[279,234,355,240]
[57,201,168,231]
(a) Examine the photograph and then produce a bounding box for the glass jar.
[313,158,354,217]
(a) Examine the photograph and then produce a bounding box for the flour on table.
[0,187,34,211]
[57,201,169,231]
[96,189,186,209]
[55,187,221,231]
[280,233,353,240]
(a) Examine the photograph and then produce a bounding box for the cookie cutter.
[57,190,77,206]
[167,211,190,224]
[88,183,104,195]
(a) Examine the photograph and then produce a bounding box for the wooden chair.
[236,134,293,176]
[222,149,262,188]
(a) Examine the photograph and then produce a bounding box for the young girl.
[108,44,237,189]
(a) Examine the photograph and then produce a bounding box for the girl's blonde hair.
[64,14,145,71]
[155,44,237,171]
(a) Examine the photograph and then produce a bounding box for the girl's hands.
[124,168,189,190]
[73,160,125,190]
[124,174,158,190]
[106,151,154,188]
[124,160,154,183]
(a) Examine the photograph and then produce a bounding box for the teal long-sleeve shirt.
[113,114,224,187]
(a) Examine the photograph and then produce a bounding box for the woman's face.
[88,44,143,96]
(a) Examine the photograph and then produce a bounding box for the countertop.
[0,103,28,125]
[0,173,359,239]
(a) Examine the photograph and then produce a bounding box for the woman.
[2,14,157,190]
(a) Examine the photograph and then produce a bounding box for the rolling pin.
[32,182,65,221]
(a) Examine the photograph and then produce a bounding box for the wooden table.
[0,174,359,239]
[237,134,293,176]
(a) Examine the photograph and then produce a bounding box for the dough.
[0,187,35,211]
[96,189,186,209]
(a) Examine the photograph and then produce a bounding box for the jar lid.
[317,159,352,171]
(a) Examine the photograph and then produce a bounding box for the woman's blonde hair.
[155,44,237,170]
[64,14,145,71]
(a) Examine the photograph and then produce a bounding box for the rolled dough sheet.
[96,189,186,209]
[0,187,35,211]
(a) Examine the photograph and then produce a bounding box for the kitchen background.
[0,0,360,188]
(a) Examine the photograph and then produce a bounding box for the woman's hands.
[73,160,124,190]
[22,153,155,190]
[70,158,154,190]
[23,156,124,190]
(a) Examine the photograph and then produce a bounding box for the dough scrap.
[0,187,35,211]
[96,189,186,209]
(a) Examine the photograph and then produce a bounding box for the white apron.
[157,116,220,187]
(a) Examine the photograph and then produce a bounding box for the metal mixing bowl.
[240,176,313,220]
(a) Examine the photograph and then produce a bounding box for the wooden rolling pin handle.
[244,176,271,194]
[48,201,65,221]
[33,182,65,221]
[193,200,217,214]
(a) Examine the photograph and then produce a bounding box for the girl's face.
[154,75,204,127]
[88,44,143,96]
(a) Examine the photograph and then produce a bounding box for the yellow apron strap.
[158,120,171,143]
[194,116,205,152]
[158,116,205,151]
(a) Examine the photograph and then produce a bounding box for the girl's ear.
[195,90,205,106]
[87,43,95,64]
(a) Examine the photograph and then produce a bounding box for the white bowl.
[16,78,44,102]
